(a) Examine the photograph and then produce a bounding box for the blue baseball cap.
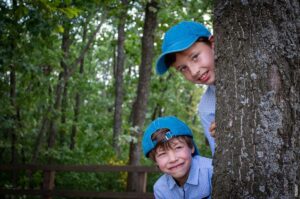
[142,116,200,157]
[156,21,211,75]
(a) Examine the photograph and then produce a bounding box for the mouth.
[169,162,184,171]
[199,71,209,82]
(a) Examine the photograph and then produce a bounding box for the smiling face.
[154,138,195,186]
[172,37,215,85]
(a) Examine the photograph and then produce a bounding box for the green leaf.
[54,25,64,33]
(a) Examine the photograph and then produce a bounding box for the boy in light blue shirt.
[142,116,212,199]
[155,21,216,155]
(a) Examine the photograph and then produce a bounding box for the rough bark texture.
[213,1,300,198]
[127,0,158,192]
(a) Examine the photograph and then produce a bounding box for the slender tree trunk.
[60,20,72,146]
[42,17,73,197]
[70,21,87,150]
[9,64,18,187]
[42,72,64,199]
[32,109,49,163]
[7,0,22,188]
[32,68,52,150]
[213,1,300,198]
[45,12,104,153]
[29,66,52,188]
[9,67,16,158]
[127,0,159,191]
[60,81,68,145]
[113,0,128,157]
[70,89,81,150]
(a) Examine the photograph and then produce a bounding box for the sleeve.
[199,110,215,155]
[208,162,213,189]
[154,190,164,199]
[198,87,216,155]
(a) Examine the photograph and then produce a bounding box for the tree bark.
[113,0,128,157]
[127,0,159,192]
[213,1,300,198]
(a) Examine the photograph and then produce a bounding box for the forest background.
[0,0,213,193]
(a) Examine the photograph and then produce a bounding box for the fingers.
[209,121,216,138]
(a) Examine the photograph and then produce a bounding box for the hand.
[209,121,216,138]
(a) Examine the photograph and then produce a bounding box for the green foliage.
[0,0,212,193]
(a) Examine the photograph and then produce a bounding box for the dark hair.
[164,37,211,68]
[148,128,194,161]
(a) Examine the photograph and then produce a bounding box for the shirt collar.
[167,176,177,189]
[208,85,216,92]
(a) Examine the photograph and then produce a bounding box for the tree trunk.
[213,1,300,198]
[40,61,66,199]
[60,20,72,146]
[70,21,87,150]
[113,0,128,157]
[9,64,18,187]
[46,13,105,152]
[60,81,68,145]
[32,106,51,163]
[29,67,52,187]
[127,0,158,192]
[42,71,64,199]
[8,0,22,187]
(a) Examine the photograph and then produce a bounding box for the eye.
[177,65,188,73]
[175,145,183,150]
[192,53,199,62]
[156,150,167,158]
[156,152,166,158]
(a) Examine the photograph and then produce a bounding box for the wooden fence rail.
[0,164,159,199]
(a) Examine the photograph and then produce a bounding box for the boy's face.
[172,37,215,85]
[154,138,194,186]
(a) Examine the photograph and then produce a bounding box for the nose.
[168,151,178,162]
[189,63,200,78]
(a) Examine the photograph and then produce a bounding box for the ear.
[191,146,195,154]
[209,35,215,49]
[155,162,161,170]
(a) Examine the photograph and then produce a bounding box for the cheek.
[207,52,215,68]
[182,73,195,82]
[155,158,167,168]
